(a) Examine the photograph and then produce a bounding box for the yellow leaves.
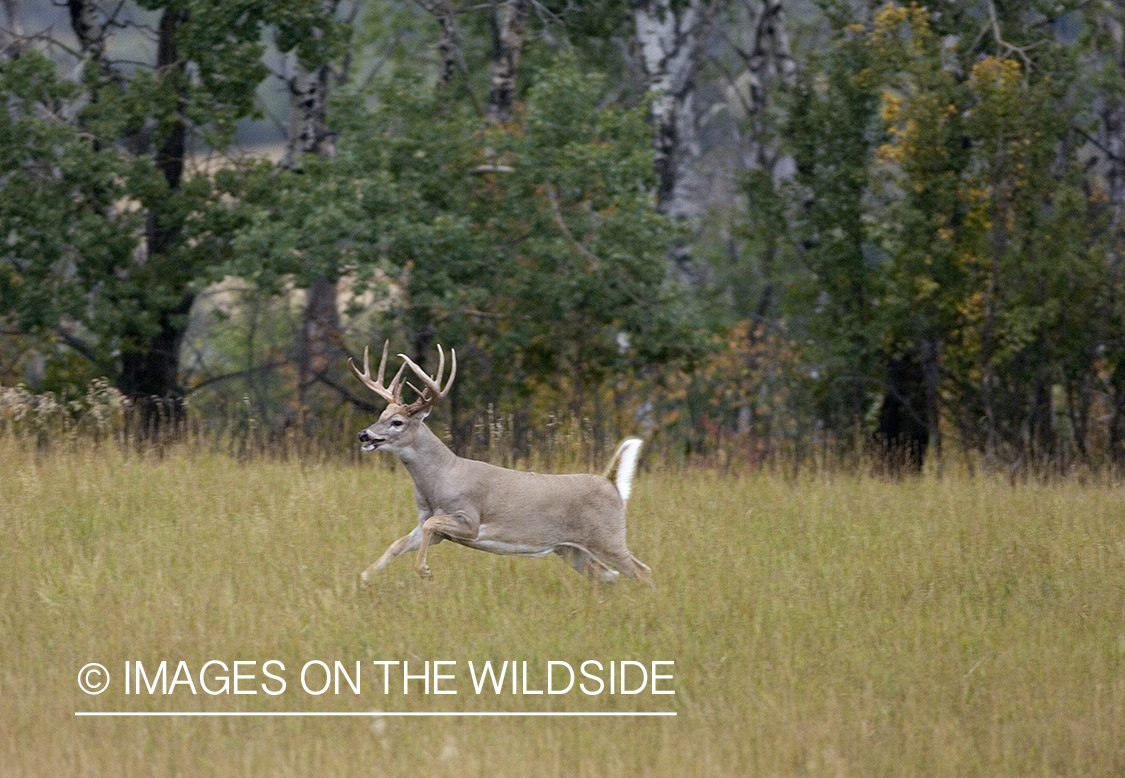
[963,186,991,203]
[889,117,918,143]
[876,143,901,164]
[880,92,903,124]
[872,2,911,30]
[869,2,931,48]
[876,91,946,171]
[915,275,940,301]
[864,4,955,172]
[964,57,1028,144]
[968,56,1023,95]
[960,289,986,322]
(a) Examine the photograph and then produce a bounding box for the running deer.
[350,342,650,584]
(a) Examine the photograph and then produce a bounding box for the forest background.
[4,0,1125,476]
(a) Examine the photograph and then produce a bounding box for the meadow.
[2,439,1123,777]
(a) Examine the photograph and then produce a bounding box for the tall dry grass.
[1,435,1123,776]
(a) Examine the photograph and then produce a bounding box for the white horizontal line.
[75,711,676,718]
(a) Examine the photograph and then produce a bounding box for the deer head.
[350,341,456,454]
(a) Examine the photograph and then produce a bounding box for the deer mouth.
[358,431,384,451]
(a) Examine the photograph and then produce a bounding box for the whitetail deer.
[350,342,650,584]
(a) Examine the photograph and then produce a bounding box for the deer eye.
[390,419,404,428]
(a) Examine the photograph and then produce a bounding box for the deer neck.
[397,421,458,484]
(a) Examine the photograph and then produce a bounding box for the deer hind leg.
[554,545,620,582]
[415,511,479,579]
[627,553,651,577]
[360,526,424,587]
[618,552,653,586]
[597,550,652,584]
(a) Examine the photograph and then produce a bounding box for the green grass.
[2,441,1124,776]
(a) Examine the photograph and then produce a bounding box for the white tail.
[352,342,650,585]
[605,437,643,504]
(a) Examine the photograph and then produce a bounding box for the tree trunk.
[730,0,795,172]
[67,0,111,78]
[1094,6,1125,471]
[632,0,719,281]
[119,294,194,434]
[1,0,24,57]
[1028,370,1056,469]
[875,353,930,475]
[279,64,336,168]
[115,5,192,434]
[632,0,718,215]
[280,2,347,414]
[486,0,530,125]
[299,276,342,406]
[1110,360,1125,473]
[419,0,467,92]
[1095,7,1125,222]
[279,1,340,169]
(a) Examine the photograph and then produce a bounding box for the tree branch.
[54,326,101,366]
[183,360,288,395]
[311,370,382,412]
[544,184,600,271]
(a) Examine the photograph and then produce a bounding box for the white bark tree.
[632,0,720,217]
[277,1,357,407]
[725,0,795,173]
[486,0,530,124]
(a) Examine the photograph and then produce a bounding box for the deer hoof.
[415,564,432,579]
[359,570,372,589]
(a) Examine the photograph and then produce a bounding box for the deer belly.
[459,537,556,557]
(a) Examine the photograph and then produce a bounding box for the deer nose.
[358,430,372,443]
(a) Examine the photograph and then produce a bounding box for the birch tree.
[632,0,720,217]
[275,1,357,410]
[486,0,530,124]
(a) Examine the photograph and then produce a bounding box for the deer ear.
[415,407,431,421]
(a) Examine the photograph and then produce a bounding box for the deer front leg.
[415,510,479,579]
[360,526,423,586]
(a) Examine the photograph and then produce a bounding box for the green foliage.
[0,1,353,400]
[478,56,697,378]
[0,50,137,371]
[723,1,1122,469]
[782,22,883,430]
[7,0,1125,468]
[231,53,699,440]
[859,3,1109,462]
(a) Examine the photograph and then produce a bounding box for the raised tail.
[603,438,643,505]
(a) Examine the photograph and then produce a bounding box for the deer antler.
[349,341,408,405]
[350,342,457,416]
[397,345,456,416]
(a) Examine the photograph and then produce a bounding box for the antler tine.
[433,345,445,392]
[426,344,453,397]
[374,341,388,384]
[441,346,456,397]
[397,345,457,413]
[349,341,407,405]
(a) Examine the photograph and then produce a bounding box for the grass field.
[2,440,1124,776]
